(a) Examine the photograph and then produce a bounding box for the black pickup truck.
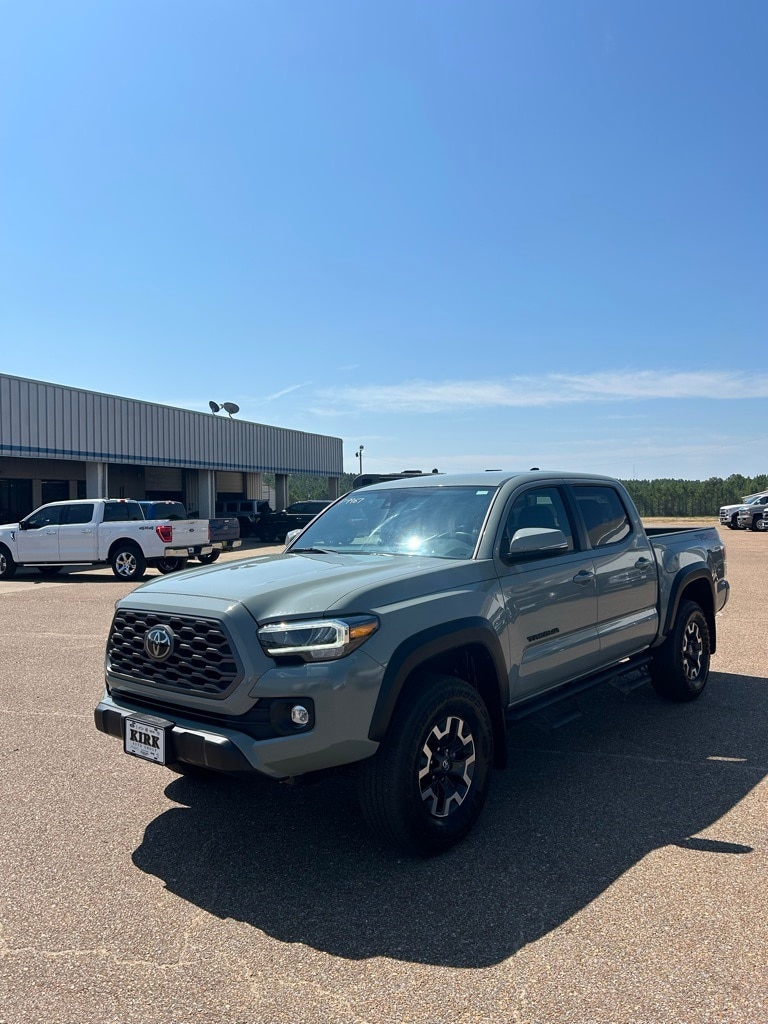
[215,499,273,538]
[256,500,332,542]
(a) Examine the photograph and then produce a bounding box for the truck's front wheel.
[756,518,768,532]
[358,675,493,856]
[0,545,17,580]
[111,543,146,581]
[650,600,711,702]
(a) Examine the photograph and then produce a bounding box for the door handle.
[573,569,595,584]
[635,557,653,568]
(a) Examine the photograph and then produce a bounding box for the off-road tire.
[0,545,17,580]
[110,543,147,581]
[650,600,711,702]
[358,675,494,856]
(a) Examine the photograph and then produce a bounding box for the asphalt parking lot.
[1,526,766,1024]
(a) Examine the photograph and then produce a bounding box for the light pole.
[356,445,365,475]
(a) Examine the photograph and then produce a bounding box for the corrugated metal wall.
[0,374,343,477]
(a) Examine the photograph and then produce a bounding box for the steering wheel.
[454,531,476,546]
[421,532,475,557]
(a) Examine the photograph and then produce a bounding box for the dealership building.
[0,373,343,524]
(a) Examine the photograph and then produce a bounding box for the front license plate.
[124,715,172,764]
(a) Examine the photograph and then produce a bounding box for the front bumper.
[95,651,382,779]
[95,700,253,773]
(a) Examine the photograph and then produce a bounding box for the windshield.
[289,485,497,558]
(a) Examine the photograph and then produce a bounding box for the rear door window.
[103,502,143,523]
[573,485,632,547]
[63,503,95,525]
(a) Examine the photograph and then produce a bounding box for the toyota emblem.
[144,624,174,662]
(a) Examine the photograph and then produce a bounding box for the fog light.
[291,704,311,727]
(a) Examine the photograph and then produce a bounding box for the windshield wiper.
[290,547,338,554]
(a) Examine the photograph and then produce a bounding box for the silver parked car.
[735,494,768,531]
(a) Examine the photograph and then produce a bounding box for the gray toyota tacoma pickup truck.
[95,471,729,855]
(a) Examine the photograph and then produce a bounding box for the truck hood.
[127,551,492,621]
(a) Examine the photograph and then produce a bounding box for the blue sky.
[1,1,767,480]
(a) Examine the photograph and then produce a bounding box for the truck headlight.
[257,615,379,662]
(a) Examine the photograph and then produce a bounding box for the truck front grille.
[107,609,241,697]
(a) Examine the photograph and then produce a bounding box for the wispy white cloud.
[265,381,312,401]
[313,370,768,413]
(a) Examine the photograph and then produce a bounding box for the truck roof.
[34,497,139,506]
[360,470,625,490]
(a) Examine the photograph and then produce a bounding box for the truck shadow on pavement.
[131,671,767,967]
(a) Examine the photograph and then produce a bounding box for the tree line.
[620,474,768,518]
[279,472,768,519]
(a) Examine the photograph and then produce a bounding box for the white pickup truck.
[0,498,212,581]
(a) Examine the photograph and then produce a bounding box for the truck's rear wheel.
[155,557,188,574]
[650,600,711,702]
[358,675,493,856]
[196,551,220,564]
[0,545,17,580]
[111,543,146,581]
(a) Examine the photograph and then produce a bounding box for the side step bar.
[505,653,653,724]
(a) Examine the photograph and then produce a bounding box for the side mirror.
[19,519,31,530]
[505,527,569,559]
[284,529,302,548]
